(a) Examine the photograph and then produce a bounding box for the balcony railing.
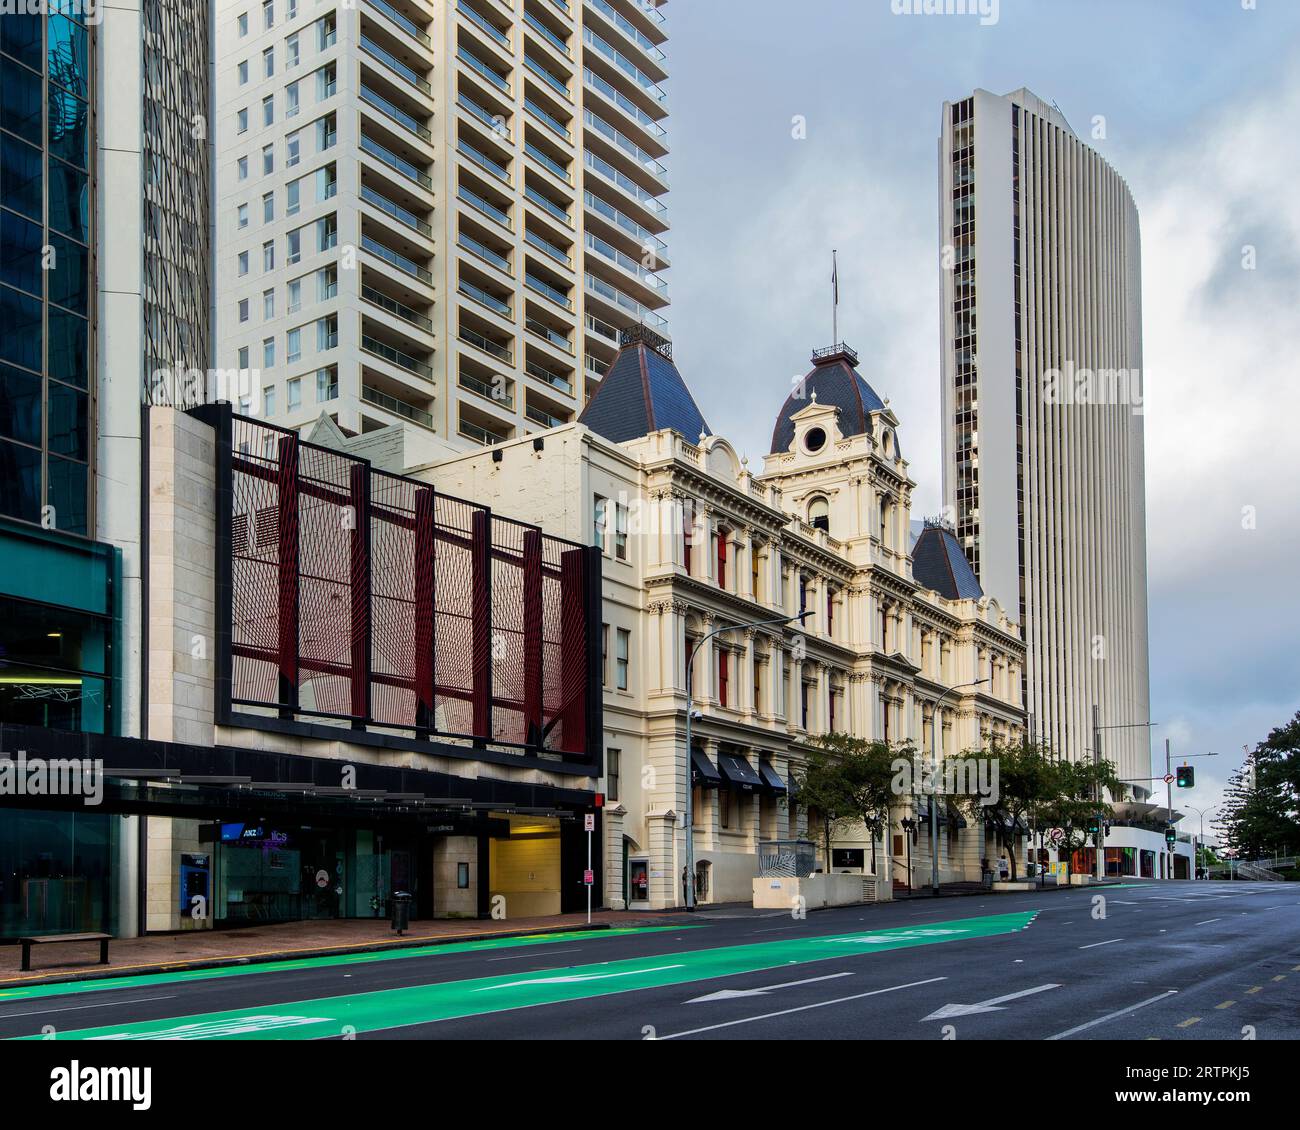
[585,272,667,328]
[525,403,567,429]
[360,35,432,95]
[585,0,666,65]
[524,97,571,141]
[360,133,433,189]
[583,108,667,183]
[583,67,665,139]
[361,283,433,333]
[459,417,509,446]
[363,383,432,427]
[583,189,666,250]
[584,149,666,215]
[459,325,513,363]
[458,139,511,183]
[584,352,610,379]
[360,183,432,237]
[361,234,433,285]
[524,229,571,267]
[524,54,570,99]
[586,232,667,292]
[360,83,431,142]
[583,26,665,101]
[525,359,573,395]
[459,94,511,141]
[456,1,510,49]
[458,231,511,273]
[527,316,573,352]
[457,184,512,228]
[523,185,571,225]
[361,334,434,379]
[458,46,511,94]
[585,312,619,343]
[524,141,571,183]
[459,368,513,409]
[365,0,431,48]
[526,273,573,311]
[523,10,571,58]
[459,278,513,318]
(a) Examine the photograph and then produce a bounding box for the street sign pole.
[584,812,594,926]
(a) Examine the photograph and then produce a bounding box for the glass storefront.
[0,808,111,937]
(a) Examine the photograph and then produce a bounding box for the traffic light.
[1086,815,1100,835]
[1175,765,1194,788]
[1165,825,1177,847]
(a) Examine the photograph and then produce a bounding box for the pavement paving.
[1,881,1296,1041]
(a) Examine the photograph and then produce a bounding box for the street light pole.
[1186,804,1217,880]
[683,610,809,910]
[929,678,989,896]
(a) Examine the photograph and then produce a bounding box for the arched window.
[808,496,829,532]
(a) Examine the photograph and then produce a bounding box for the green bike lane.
[14,909,1039,1040]
[0,927,689,1005]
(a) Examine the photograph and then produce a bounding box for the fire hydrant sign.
[583,869,594,885]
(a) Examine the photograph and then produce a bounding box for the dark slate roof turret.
[770,343,887,454]
[912,523,983,601]
[578,326,710,444]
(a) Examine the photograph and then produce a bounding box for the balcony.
[525,357,573,396]
[584,149,666,218]
[360,82,432,143]
[582,26,665,103]
[524,96,572,142]
[361,282,433,333]
[459,93,512,141]
[458,46,512,95]
[459,412,511,446]
[457,184,512,229]
[456,0,511,50]
[361,233,433,285]
[361,333,434,380]
[583,189,668,253]
[458,229,512,274]
[585,271,667,329]
[459,365,514,410]
[363,383,433,428]
[523,184,571,226]
[524,139,572,184]
[459,323,514,364]
[459,277,513,319]
[360,33,432,96]
[585,0,667,71]
[583,66,665,141]
[585,232,667,296]
[365,0,432,48]
[524,229,571,267]
[526,272,573,311]
[527,315,573,353]
[523,9,572,59]
[360,133,433,190]
[524,54,570,100]
[359,182,432,238]
[458,137,512,184]
[584,108,667,186]
[525,402,568,430]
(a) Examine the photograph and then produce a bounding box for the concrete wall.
[433,835,478,918]
[753,873,866,911]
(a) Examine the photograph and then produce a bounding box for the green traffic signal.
[1175,765,1194,788]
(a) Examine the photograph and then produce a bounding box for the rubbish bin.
[391,890,412,935]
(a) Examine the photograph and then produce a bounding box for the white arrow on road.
[687,971,853,1003]
[473,964,685,991]
[921,983,1061,1021]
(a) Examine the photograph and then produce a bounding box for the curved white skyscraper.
[938,87,1150,788]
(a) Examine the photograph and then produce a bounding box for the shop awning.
[691,747,722,788]
[759,759,787,795]
[717,751,763,792]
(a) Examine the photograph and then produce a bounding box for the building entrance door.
[301,830,345,919]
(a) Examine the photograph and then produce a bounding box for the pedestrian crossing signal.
[1175,765,1194,788]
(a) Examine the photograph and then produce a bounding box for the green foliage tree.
[955,738,1056,881]
[1215,711,1300,860]
[794,734,903,873]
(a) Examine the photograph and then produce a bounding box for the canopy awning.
[690,747,721,788]
[717,751,763,792]
[759,759,787,795]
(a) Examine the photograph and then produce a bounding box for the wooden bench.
[19,932,111,973]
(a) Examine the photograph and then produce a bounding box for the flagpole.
[832,249,838,345]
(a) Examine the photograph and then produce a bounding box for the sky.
[661,0,1300,836]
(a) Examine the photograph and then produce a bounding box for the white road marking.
[1195,918,1221,926]
[474,964,684,990]
[656,977,947,1040]
[1079,938,1123,949]
[922,983,1060,1021]
[486,948,582,962]
[688,972,853,1003]
[0,995,176,1019]
[1046,991,1179,1040]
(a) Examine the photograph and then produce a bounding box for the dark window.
[718,649,729,707]
[0,364,42,446]
[0,133,43,221]
[0,438,40,521]
[0,285,42,371]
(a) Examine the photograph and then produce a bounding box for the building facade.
[429,330,1027,909]
[213,0,670,463]
[938,87,1150,786]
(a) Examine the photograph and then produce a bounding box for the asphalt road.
[2,881,1297,1041]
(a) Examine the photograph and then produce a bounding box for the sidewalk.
[0,910,679,988]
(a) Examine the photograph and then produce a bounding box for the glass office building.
[0,5,93,534]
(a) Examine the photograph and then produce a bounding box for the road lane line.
[1079,939,1123,949]
[1215,1001,1235,1009]
[0,995,176,1020]
[486,948,582,962]
[1195,918,1221,925]
[1177,1017,1201,1028]
[1246,986,1262,994]
[1046,991,1178,1040]
[657,977,947,1040]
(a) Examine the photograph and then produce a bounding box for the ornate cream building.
[423,328,1026,908]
